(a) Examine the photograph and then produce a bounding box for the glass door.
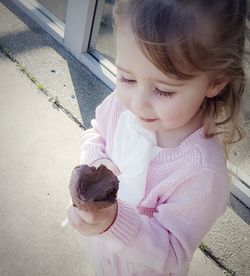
[36,0,68,23]
[89,0,116,75]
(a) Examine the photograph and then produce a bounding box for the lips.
[139,116,158,123]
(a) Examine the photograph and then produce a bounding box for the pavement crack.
[199,245,236,275]
[0,43,85,131]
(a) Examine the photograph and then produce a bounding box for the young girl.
[67,0,247,275]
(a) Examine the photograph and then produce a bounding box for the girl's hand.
[67,158,119,235]
[67,202,118,236]
[91,158,120,176]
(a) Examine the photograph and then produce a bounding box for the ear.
[206,73,230,98]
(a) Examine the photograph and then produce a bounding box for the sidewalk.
[0,51,92,276]
[0,44,226,275]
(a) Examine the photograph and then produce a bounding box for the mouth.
[139,116,158,123]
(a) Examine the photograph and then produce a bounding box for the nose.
[131,86,150,111]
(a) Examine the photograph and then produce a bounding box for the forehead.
[115,24,180,81]
[116,24,146,65]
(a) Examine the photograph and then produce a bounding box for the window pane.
[95,0,115,64]
[36,0,68,23]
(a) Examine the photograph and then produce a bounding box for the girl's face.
[115,24,219,146]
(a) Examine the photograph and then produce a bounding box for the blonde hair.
[113,0,247,158]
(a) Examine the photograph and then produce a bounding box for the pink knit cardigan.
[79,91,229,276]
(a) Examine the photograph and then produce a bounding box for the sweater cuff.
[102,199,140,246]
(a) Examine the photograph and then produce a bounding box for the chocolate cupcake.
[69,164,119,211]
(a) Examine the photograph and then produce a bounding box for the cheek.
[158,98,204,126]
[116,86,129,107]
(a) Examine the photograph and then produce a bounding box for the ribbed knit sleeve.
[101,168,229,274]
[80,92,116,165]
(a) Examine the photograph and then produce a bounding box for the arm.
[67,92,121,233]
[101,169,229,273]
[79,92,117,166]
[79,121,107,165]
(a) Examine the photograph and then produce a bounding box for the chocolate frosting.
[69,164,119,210]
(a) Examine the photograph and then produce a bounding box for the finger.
[68,206,104,235]
[104,163,121,176]
[112,166,121,176]
[74,207,100,225]
[67,205,83,228]
[67,206,93,235]
[91,159,121,176]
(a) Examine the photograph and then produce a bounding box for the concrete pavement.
[0,46,227,276]
[0,51,94,276]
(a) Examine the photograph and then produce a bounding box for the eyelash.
[155,88,174,97]
[118,76,174,97]
[119,76,136,84]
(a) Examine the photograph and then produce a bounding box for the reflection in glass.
[95,0,116,64]
[36,0,68,23]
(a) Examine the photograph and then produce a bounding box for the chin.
[139,122,159,131]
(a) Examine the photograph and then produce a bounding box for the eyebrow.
[116,64,185,87]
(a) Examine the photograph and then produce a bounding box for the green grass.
[0,43,49,97]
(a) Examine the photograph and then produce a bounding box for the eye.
[118,76,136,84]
[155,88,174,97]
